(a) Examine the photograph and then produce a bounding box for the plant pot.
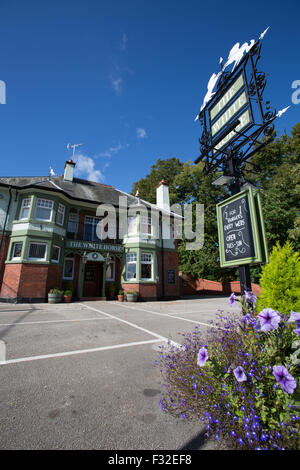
[64,295,72,303]
[118,295,124,302]
[126,293,137,302]
[48,293,63,304]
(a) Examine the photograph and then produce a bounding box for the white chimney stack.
[64,159,76,182]
[156,179,170,211]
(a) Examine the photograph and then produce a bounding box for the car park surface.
[0,297,240,450]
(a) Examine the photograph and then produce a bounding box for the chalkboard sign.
[221,194,254,262]
[167,269,176,284]
[216,188,268,268]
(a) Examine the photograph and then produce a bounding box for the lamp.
[82,251,88,264]
[212,175,235,186]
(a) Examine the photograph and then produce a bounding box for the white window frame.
[56,203,65,226]
[126,252,137,280]
[19,197,31,220]
[140,215,152,236]
[51,245,61,263]
[34,198,54,222]
[106,260,115,281]
[28,242,47,261]
[84,216,102,241]
[11,242,23,260]
[141,252,153,280]
[67,213,79,233]
[63,258,75,280]
[127,216,137,235]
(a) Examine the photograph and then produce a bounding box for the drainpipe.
[160,212,165,300]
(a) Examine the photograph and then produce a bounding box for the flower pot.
[48,293,63,304]
[64,295,72,303]
[126,293,137,302]
[118,295,124,302]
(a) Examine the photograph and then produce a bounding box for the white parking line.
[116,303,227,330]
[0,317,110,326]
[80,303,181,348]
[0,339,163,366]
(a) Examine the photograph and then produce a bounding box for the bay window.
[126,252,137,280]
[141,252,153,280]
[35,198,53,221]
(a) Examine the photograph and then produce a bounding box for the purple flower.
[197,346,209,367]
[288,311,300,334]
[233,366,247,383]
[244,291,257,305]
[229,293,236,306]
[258,308,281,332]
[273,365,297,394]
[227,363,235,373]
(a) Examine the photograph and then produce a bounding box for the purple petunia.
[229,293,236,306]
[258,308,281,332]
[197,346,209,367]
[233,366,247,383]
[272,365,297,394]
[244,290,257,306]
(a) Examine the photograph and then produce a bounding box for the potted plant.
[118,290,124,302]
[64,289,73,303]
[48,288,64,304]
[126,290,138,302]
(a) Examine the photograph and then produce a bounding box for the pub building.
[0,160,180,302]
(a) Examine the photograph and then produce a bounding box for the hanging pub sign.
[216,187,268,268]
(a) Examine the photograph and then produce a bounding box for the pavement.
[0,296,240,450]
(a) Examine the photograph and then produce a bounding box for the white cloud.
[136,128,147,139]
[97,143,127,158]
[120,33,127,51]
[74,154,104,183]
[111,77,123,95]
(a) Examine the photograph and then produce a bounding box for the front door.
[83,262,103,297]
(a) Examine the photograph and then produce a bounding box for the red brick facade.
[180,273,261,297]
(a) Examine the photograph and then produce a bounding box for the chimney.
[64,159,76,182]
[156,179,170,211]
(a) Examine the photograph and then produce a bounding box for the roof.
[0,175,181,217]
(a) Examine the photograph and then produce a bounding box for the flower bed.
[157,292,300,450]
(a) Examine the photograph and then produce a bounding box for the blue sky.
[0,0,299,193]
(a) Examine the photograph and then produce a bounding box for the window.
[28,243,47,260]
[67,213,79,233]
[127,216,137,235]
[141,215,152,236]
[141,252,153,280]
[35,198,53,221]
[11,242,23,259]
[106,260,115,281]
[56,203,65,226]
[126,252,137,280]
[19,198,31,220]
[84,216,102,241]
[63,258,74,279]
[167,269,176,284]
[51,245,61,263]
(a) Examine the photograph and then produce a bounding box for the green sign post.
[216,187,268,268]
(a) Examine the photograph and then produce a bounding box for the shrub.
[257,241,300,315]
[64,289,72,296]
[157,292,300,450]
[118,290,124,295]
[49,288,64,295]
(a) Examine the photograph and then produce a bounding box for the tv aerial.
[66,143,83,161]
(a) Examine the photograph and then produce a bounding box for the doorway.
[83,261,103,297]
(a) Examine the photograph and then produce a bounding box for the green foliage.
[64,289,72,296]
[49,288,63,295]
[257,241,300,315]
[131,123,300,281]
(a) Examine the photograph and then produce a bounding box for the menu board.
[167,269,176,284]
[221,194,255,262]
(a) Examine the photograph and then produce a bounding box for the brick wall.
[180,273,261,297]
[0,234,10,286]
